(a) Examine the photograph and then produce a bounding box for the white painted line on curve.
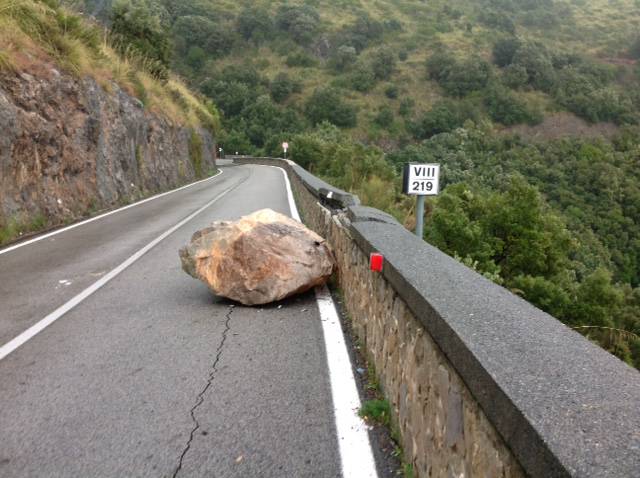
[0,184,236,361]
[315,285,379,478]
[277,165,379,478]
[0,170,224,256]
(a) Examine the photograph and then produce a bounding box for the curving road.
[0,165,372,477]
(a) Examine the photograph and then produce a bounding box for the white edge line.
[0,184,236,361]
[276,165,379,478]
[0,170,224,256]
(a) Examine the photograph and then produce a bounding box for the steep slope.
[75,0,640,147]
[47,0,640,366]
[0,0,220,244]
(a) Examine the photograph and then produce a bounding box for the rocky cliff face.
[0,67,216,233]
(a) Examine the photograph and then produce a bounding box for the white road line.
[0,184,236,361]
[277,166,379,478]
[0,170,224,256]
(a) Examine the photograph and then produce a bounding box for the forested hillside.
[68,0,640,367]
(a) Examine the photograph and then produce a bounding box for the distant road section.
[0,165,362,477]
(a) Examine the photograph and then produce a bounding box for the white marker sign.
[282,142,289,152]
[402,163,440,196]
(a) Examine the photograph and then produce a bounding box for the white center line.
[277,165,379,478]
[0,183,237,361]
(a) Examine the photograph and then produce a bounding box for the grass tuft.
[0,0,218,132]
[358,398,391,427]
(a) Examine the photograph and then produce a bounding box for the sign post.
[282,141,289,159]
[402,163,440,238]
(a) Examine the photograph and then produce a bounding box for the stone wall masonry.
[232,158,640,478]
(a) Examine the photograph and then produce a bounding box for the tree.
[502,64,529,89]
[441,57,492,96]
[331,45,358,72]
[348,64,376,92]
[186,46,206,70]
[237,7,273,43]
[373,106,394,128]
[426,176,574,281]
[484,85,542,125]
[200,80,254,118]
[110,0,172,78]
[275,5,320,46]
[426,49,456,82]
[270,73,298,103]
[493,37,521,67]
[410,100,478,139]
[305,88,357,128]
[511,41,555,91]
[172,15,232,59]
[336,14,383,52]
[370,47,396,80]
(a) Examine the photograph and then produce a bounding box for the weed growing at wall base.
[189,130,204,179]
[0,212,49,247]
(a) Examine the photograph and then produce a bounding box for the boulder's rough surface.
[179,209,335,305]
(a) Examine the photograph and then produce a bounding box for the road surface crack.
[172,305,234,478]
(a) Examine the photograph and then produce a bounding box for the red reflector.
[370,253,384,272]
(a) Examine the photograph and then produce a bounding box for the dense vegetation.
[61,0,640,366]
[0,0,219,130]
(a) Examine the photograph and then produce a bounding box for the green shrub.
[275,4,320,46]
[219,129,254,156]
[270,72,299,103]
[335,14,384,52]
[427,50,492,97]
[410,99,479,139]
[237,7,273,43]
[188,130,203,178]
[305,87,357,128]
[492,36,521,67]
[285,51,317,67]
[384,84,399,99]
[173,15,233,59]
[447,57,492,97]
[373,106,394,128]
[399,98,415,117]
[479,10,516,34]
[110,0,172,79]
[502,64,529,89]
[511,41,555,91]
[330,45,358,72]
[370,47,396,80]
[484,86,543,125]
[358,399,391,427]
[348,65,376,92]
[426,49,456,83]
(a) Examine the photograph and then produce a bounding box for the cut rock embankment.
[0,67,215,234]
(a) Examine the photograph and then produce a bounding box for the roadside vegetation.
[30,0,640,365]
[0,0,219,131]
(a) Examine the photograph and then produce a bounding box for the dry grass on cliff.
[0,0,219,132]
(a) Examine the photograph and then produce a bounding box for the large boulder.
[179,209,335,305]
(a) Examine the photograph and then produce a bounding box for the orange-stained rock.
[179,209,335,305]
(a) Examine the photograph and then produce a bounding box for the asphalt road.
[0,165,343,477]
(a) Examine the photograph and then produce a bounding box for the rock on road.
[0,165,359,477]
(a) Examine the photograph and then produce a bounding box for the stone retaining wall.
[233,158,640,478]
